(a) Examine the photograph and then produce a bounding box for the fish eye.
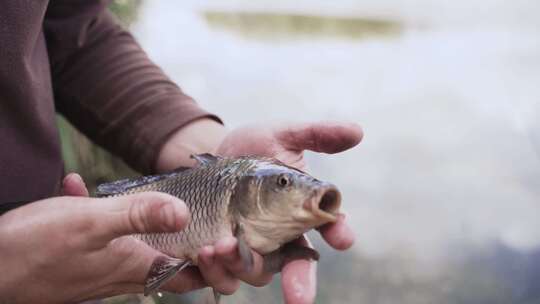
[277,174,290,187]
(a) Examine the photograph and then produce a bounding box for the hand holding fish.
[216,121,363,303]
[0,175,205,304]
[157,120,363,304]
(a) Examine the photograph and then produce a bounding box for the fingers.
[276,121,363,154]
[198,236,273,294]
[281,236,317,304]
[317,213,355,250]
[92,192,190,243]
[198,242,240,295]
[108,237,207,294]
[62,173,89,197]
[213,237,273,287]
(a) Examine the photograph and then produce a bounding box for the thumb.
[62,173,89,197]
[276,121,363,154]
[93,192,190,243]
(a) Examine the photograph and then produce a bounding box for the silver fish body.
[121,155,253,262]
[96,153,341,297]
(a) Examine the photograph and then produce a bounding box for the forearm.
[155,118,228,172]
[45,3,220,173]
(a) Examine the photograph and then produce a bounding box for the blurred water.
[132,1,540,302]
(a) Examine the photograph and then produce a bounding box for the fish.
[96,153,341,302]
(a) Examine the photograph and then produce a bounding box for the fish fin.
[191,153,222,166]
[96,172,177,197]
[144,256,191,296]
[262,242,320,273]
[171,166,191,173]
[234,223,254,272]
[213,288,222,304]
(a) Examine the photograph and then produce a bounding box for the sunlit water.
[132,1,540,302]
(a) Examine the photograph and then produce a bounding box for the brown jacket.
[0,0,219,210]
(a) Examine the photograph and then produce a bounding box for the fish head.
[230,159,341,253]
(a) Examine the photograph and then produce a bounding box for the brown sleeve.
[44,0,221,174]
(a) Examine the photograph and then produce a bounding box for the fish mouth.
[304,184,342,223]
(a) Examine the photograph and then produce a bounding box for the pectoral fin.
[144,256,191,296]
[213,288,222,304]
[234,223,254,273]
[263,242,320,273]
[202,288,222,304]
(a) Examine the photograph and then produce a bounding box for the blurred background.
[63,0,540,303]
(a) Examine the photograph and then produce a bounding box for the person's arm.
[44,0,221,174]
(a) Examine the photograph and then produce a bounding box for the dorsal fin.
[191,153,222,165]
[95,167,190,197]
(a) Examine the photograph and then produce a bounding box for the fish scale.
[106,157,255,260]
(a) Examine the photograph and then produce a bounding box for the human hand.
[156,120,362,302]
[0,174,206,304]
[214,121,363,303]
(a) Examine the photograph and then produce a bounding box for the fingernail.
[199,246,214,266]
[217,237,237,254]
[72,173,83,184]
[161,203,177,230]
[63,173,73,186]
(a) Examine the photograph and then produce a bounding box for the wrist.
[156,118,227,172]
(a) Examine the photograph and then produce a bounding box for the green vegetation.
[109,0,142,26]
[57,116,138,192]
[203,12,402,41]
